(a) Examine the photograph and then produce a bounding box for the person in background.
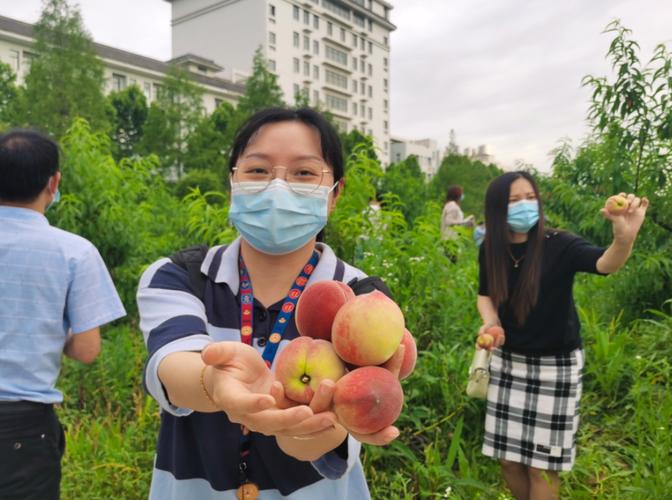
[137,108,401,500]
[476,171,648,500]
[0,129,126,500]
[441,185,475,240]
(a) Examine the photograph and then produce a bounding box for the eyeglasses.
[231,164,334,194]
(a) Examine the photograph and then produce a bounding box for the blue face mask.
[507,200,539,233]
[473,225,486,246]
[229,179,335,255]
[47,189,61,211]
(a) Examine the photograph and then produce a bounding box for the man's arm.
[64,327,101,364]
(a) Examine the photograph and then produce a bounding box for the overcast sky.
[1,0,670,171]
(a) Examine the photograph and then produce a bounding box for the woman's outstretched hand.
[201,342,318,436]
[601,193,649,243]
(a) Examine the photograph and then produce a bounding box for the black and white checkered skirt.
[482,348,584,471]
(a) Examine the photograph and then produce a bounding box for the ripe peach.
[274,337,346,404]
[333,366,404,434]
[296,280,355,341]
[477,333,495,349]
[382,328,417,380]
[605,195,628,215]
[331,290,405,366]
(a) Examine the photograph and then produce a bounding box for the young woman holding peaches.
[476,171,648,500]
[137,108,402,500]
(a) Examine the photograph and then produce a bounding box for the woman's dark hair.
[484,171,545,325]
[446,185,463,203]
[228,107,344,183]
[0,129,59,202]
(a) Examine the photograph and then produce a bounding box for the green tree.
[107,84,148,158]
[342,129,379,164]
[380,155,428,224]
[139,65,204,175]
[236,47,284,117]
[23,0,109,137]
[428,153,501,220]
[184,100,235,176]
[0,62,19,126]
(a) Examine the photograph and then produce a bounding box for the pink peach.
[331,290,405,366]
[274,337,346,404]
[382,328,417,380]
[295,280,355,341]
[333,366,404,434]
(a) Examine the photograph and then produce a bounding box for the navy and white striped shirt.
[137,238,371,499]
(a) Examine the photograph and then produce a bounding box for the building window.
[9,49,19,73]
[354,13,365,28]
[269,4,276,16]
[23,51,37,71]
[361,80,366,95]
[304,35,310,51]
[352,58,358,71]
[352,80,358,92]
[293,83,300,96]
[327,22,333,36]
[313,90,319,103]
[360,103,365,117]
[360,57,365,71]
[384,141,388,151]
[293,5,300,20]
[325,68,348,89]
[368,19,373,31]
[323,0,351,21]
[313,40,319,55]
[384,36,388,46]
[304,61,310,76]
[313,65,319,79]
[293,58,300,73]
[368,41,373,54]
[112,73,127,91]
[153,83,163,99]
[143,82,152,99]
[368,85,372,97]
[293,32,300,47]
[367,63,372,76]
[353,102,358,115]
[383,78,388,91]
[384,57,388,70]
[384,99,388,111]
[352,33,357,47]
[313,15,319,29]
[368,107,373,119]
[360,37,365,50]
[325,45,348,66]
[269,32,276,45]
[303,9,310,25]
[340,28,346,43]
[325,93,348,113]
[384,121,388,133]
[268,59,277,71]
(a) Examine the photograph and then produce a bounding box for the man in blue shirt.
[0,129,126,500]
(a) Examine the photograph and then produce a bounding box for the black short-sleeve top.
[478,230,607,356]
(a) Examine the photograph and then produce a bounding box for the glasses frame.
[231,165,334,195]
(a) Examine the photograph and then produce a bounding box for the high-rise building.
[165,0,396,163]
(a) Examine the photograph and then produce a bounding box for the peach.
[477,333,495,349]
[333,366,404,434]
[332,290,405,366]
[274,337,346,404]
[605,195,628,215]
[382,328,417,380]
[295,280,355,341]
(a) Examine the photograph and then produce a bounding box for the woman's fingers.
[277,412,339,437]
[309,380,336,414]
[242,406,315,435]
[350,426,400,446]
[270,381,296,410]
[215,382,275,415]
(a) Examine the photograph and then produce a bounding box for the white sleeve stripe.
[137,288,207,341]
[138,258,172,289]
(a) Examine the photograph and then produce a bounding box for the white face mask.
[228,179,337,255]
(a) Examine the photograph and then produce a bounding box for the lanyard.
[236,249,320,497]
[238,250,319,367]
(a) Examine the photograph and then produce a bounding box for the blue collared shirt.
[0,206,126,403]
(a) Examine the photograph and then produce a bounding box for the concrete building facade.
[165,0,396,163]
[390,137,442,178]
[0,14,244,115]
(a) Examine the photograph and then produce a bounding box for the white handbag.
[466,348,492,400]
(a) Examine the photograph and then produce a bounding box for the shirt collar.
[204,237,339,295]
[0,206,49,226]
